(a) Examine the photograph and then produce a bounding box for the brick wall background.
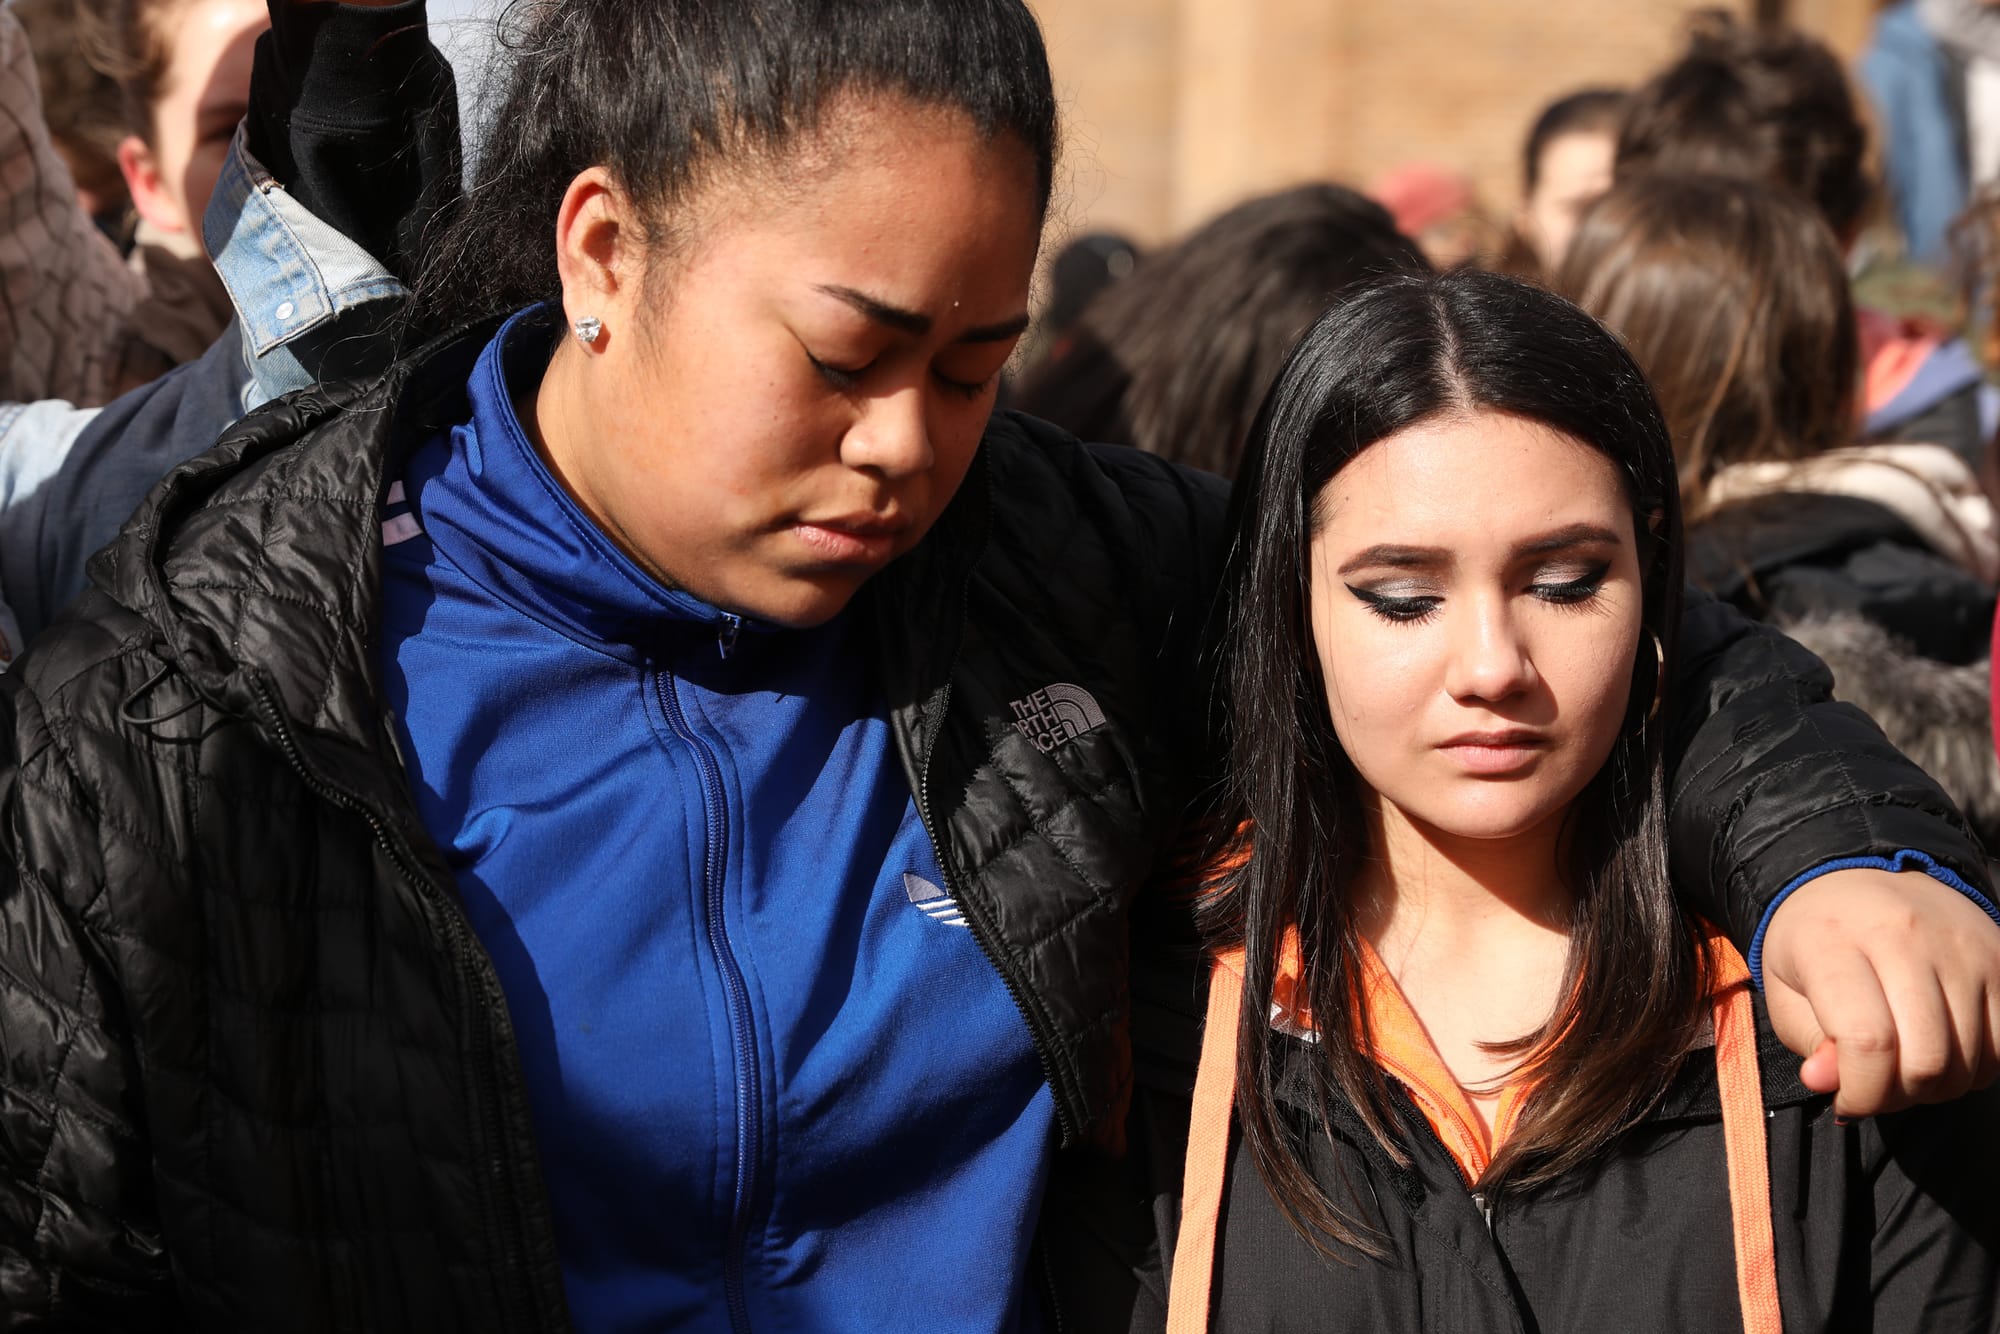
[1031,0,1878,245]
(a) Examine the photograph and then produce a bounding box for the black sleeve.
[244,0,462,285]
[1865,1084,2000,1326]
[0,662,174,1329]
[1665,588,1990,949]
[0,335,248,643]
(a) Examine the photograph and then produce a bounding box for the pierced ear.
[553,167,635,342]
[116,133,189,235]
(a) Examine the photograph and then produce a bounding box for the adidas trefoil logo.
[1008,683,1107,754]
[903,873,969,928]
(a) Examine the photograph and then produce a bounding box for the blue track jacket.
[377,312,1056,1332]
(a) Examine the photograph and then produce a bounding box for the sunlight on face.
[134,0,266,234]
[1308,409,1644,846]
[542,95,1042,627]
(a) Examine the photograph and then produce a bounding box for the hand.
[1762,868,2000,1117]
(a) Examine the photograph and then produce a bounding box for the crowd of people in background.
[0,1,1997,1330]
[1028,10,2000,849]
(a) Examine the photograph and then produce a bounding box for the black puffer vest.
[0,322,1227,1331]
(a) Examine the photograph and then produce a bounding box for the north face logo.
[1008,683,1107,754]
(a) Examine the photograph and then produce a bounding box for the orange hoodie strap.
[1706,928,1784,1334]
[1170,931,1781,1334]
[1167,953,1241,1334]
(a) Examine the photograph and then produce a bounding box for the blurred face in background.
[1520,130,1616,272]
[116,0,267,239]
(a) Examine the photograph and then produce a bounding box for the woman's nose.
[1443,599,1537,704]
[842,382,935,478]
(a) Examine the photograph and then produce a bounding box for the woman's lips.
[791,518,907,565]
[1437,731,1550,775]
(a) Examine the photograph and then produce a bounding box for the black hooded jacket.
[0,324,1987,1330]
[1089,977,2000,1333]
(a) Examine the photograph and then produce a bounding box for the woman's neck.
[1358,796,1576,1102]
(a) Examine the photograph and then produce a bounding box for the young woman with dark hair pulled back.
[1,3,1998,1330]
[1154,270,1999,1333]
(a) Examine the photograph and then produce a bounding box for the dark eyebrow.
[1336,544,1449,576]
[1515,523,1623,556]
[814,284,1029,344]
[1335,523,1622,576]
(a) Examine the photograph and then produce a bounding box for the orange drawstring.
[1707,931,1784,1334]
[1166,960,1241,1334]
[1167,927,1782,1334]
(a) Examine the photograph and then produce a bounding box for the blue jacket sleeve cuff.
[1746,849,2000,990]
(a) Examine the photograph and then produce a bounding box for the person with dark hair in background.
[5,3,2000,1331]
[1158,268,1999,1334]
[1028,230,1140,366]
[1561,172,2000,846]
[1496,86,1628,278]
[1015,183,1430,476]
[1619,8,1997,470]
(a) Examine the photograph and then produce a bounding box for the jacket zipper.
[1470,1191,1493,1230]
[907,569,1083,1150]
[654,671,759,1334]
[1390,1079,1498,1234]
[250,679,554,1331]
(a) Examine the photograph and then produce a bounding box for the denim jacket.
[0,129,405,661]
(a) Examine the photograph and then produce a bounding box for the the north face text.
[1009,684,1108,754]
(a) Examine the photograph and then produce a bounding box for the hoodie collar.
[408,307,758,661]
[1706,441,2000,583]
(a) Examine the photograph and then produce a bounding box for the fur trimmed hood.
[1779,610,2000,851]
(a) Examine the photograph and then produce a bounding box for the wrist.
[1749,851,2000,989]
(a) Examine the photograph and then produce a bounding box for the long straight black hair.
[1205,269,1704,1254]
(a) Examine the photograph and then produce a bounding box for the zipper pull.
[717,613,742,659]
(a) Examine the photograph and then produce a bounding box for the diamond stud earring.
[573,316,604,346]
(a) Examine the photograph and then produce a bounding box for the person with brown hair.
[1560,175,1861,507]
[1619,7,1996,469]
[1560,171,2000,843]
[77,0,265,390]
[0,0,264,410]
[1496,86,1628,278]
[10,0,131,228]
[1013,183,1429,477]
[1618,10,1872,242]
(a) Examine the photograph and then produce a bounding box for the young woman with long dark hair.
[1162,271,1999,1332]
[0,4,1997,1330]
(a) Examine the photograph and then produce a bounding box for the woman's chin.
[1389,787,1577,846]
